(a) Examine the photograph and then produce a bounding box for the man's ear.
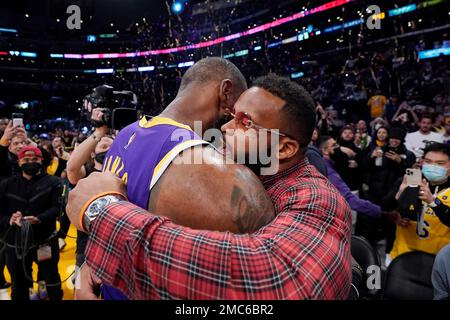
[278,137,300,161]
[219,79,233,111]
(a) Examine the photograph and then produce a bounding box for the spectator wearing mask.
[319,136,382,221]
[389,143,450,263]
[405,114,443,159]
[66,110,113,268]
[0,146,63,300]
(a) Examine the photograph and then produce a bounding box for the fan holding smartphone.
[12,113,24,128]
[390,143,450,261]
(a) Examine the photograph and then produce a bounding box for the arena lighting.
[0,51,8,56]
[268,41,282,48]
[282,36,297,44]
[99,34,118,38]
[87,35,97,42]
[253,46,262,51]
[388,4,417,17]
[324,18,363,33]
[178,61,194,68]
[20,52,37,58]
[0,28,18,33]
[235,49,249,57]
[95,68,114,74]
[418,46,450,60]
[224,53,235,59]
[291,72,305,79]
[84,69,96,73]
[64,54,83,59]
[172,2,185,14]
[137,66,155,72]
[53,0,354,59]
[419,0,445,7]
[50,53,64,58]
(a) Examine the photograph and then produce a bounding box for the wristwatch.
[428,196,442,208]
[83,195,124,233]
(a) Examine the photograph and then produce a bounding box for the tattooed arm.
[148,145,275,234]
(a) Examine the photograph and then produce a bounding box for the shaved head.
[180,57,248,97]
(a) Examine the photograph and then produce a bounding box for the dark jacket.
[0,172,64,245]
[364,143,416,204]
[334,141,363,191]
[306,145,328,177]
[0,145,20,181]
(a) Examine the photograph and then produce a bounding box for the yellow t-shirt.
[368,95,387,119]
[390,187,450,259]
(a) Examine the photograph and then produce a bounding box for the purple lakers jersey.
[101,116,208,299]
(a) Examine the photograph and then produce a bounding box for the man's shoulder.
[38,174,62,186]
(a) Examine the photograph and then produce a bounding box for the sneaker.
[38,281,48,300]
[0,288,11,300]
[58,238,66,251]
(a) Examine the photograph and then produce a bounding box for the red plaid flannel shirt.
[85,159,352,299]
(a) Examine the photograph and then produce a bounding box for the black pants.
[0,249,7,286]
[57,213,71,240]
[5,238,63,300]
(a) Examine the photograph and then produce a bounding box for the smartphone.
[12,113,24,127]
[406,168,422,186]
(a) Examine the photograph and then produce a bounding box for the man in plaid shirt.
[67,75,352,300]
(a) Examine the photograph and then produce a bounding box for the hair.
[40,140,56,158]
[341,125,355,135]
[420,113,434,122]
[423,143,450,160]
[317,135,333,151]
[252,74,316,151]
[179,57,248,98]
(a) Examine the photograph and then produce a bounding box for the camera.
[82,85,138,130]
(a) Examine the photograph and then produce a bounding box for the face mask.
[422,164,448,183]
[95,151,107,165]
[21,163,41,177]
